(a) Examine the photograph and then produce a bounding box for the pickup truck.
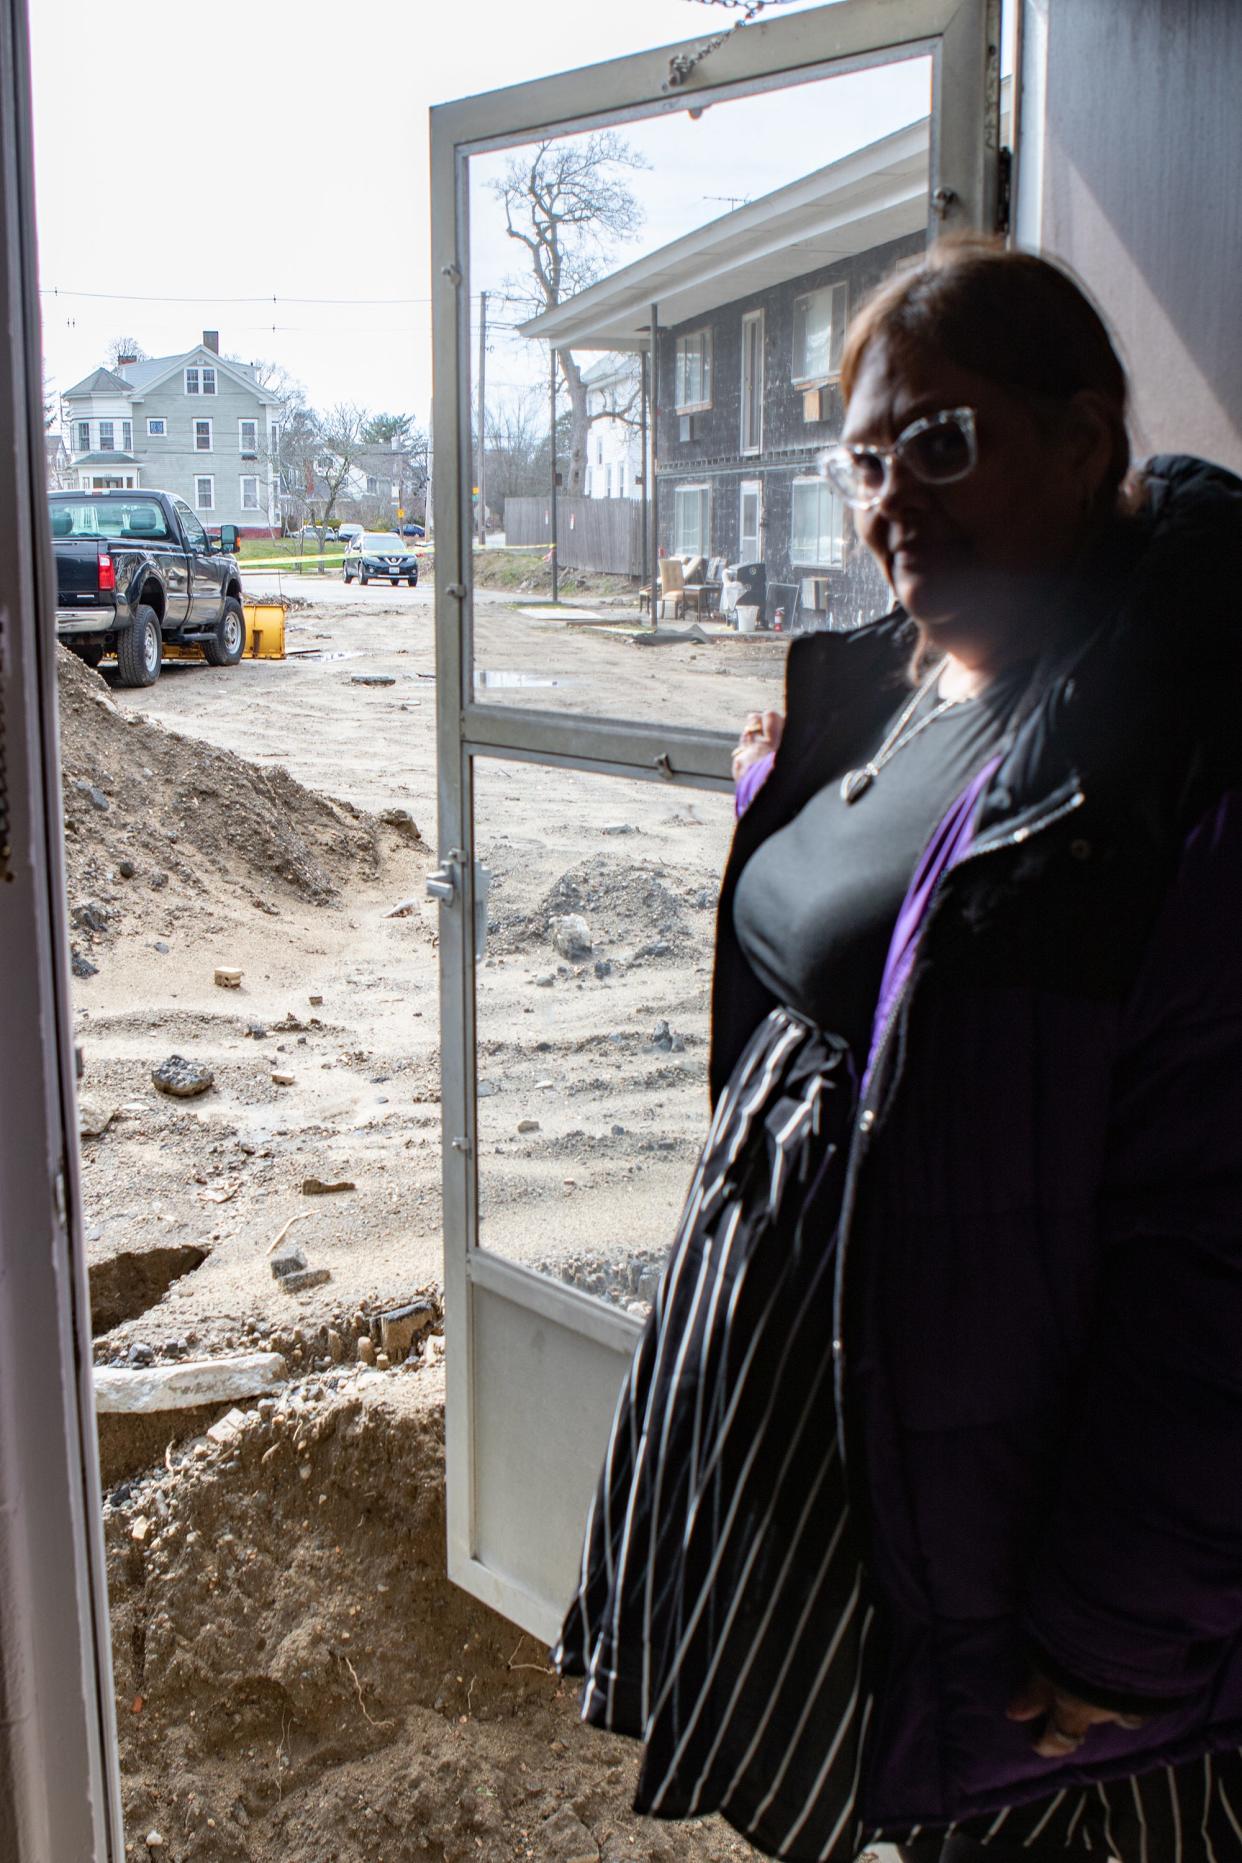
[50,488,246,687]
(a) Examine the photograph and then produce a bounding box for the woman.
[556,237,1242,1863]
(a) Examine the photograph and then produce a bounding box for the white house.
[581,353,644,501]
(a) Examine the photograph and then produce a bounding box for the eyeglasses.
[819,406,978,510]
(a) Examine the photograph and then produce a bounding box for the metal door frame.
[0,0,126,1853]
[430,0,1000,1639]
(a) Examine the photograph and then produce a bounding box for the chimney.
[117,354,137,368]
[203,329,219,354]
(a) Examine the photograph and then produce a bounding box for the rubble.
[151,1055,214,1097]
[94,1351,286,1414]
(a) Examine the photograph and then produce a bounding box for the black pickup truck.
[50,488,246,687]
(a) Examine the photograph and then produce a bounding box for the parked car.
[337,522,364,545]
[399,521,425,538]
[342,531,420,587]
[50,489,245,687]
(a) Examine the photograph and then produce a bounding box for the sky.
[29,0,929,425]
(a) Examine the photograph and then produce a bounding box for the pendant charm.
[839,765,876,804]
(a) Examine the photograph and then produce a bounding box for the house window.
[121,420,133,452]
[185,368,200,394]
[240,475,260,510]
[270,420,280,453]
[366,475,380,495]
[146,417,166,437]
[98,420,115,452]
[202,366,217,395]
[792,282,848,386]
[674,329,713,412]
[672,483,710,557]
[605,464,613,498]
[617,464,626,497]
[75,420,90,452]
[740,310,764,455]
[195,419,213,451]
[195,475,215,511]
[790,478,844,566]
[239,419,258,456]
[595,434,603,466]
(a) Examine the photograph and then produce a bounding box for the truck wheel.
[204,597,246,667]
[115,605,162,688]
[71,642,105,669]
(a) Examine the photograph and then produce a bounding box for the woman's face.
[842,337,1109,634]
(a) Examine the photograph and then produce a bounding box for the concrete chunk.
[94,1352,286,1415]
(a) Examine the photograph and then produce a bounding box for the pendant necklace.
[839,660,971,804]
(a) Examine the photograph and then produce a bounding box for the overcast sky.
[29,0,928,423]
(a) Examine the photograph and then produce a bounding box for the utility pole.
[649,302,660,628]
[639,347,649,604]
[549,346,559,604]
[476,290,488,546]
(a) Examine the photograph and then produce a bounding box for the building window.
[122,420,133,452]
[240,475,260,510]
[595,433,604,466]
[202,366,217,395]
[147,417,166,437]
[98,420,115,452]
[195,419,213,452]
[740,310,764,455]
[605,464,613,498]
[239,418,258,456]
[672,483,710,557]
[270,420,280,454]
[366,475,380,495]
[674,329,713,412]
[75,420,90,452]
[792,281,848,386]
[791,478,844,566]
[185,368,200,394]
[618,464,626,498]
[195,475,215,511]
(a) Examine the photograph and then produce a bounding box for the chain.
[665,0,798,90]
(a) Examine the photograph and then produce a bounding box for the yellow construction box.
[243,601,286,659]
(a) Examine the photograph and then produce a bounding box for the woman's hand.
[1006,1671,1147,1758]
[732,709,784,783]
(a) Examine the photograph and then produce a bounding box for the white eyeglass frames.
[819,406,978,510]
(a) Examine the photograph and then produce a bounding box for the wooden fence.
[503,495,643,576]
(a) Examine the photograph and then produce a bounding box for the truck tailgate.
[56,540,112,608]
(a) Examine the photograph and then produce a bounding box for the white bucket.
[736,604,760,634]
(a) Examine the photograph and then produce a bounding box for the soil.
[62,592,787,1860]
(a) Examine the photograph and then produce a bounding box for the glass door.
[430,0,1001,1641]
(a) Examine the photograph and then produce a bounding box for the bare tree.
[310,404,372,540]
[104,335,149,367]
[490,133,647,494]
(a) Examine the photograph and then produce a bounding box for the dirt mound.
[106,1371,756,1862]
[491,854,711,961]
[57,646,424,962]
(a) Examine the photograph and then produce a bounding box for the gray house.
[60,332,279,533]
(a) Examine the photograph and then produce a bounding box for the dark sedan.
[342,531,420,586]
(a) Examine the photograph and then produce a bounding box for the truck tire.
[116,605,162,688]
[204,597,246,667]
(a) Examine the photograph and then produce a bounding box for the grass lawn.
[236,536,343,562]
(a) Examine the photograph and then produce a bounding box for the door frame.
[431,0,1000,1640]
[739,476,764,565]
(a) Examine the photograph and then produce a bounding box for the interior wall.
[1025,0,1242,472]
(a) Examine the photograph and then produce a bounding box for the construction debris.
[94,1351,286,1414]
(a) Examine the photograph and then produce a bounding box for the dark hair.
[840,235,1133,509]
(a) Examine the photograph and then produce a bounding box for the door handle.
[425,855,491,961]
[425,866,456,903]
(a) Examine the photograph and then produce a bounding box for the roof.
[521,117,928,352]
[582,353,641,387]
[62,366,132,399]
[71,451,142,466]
[120,346,273,403]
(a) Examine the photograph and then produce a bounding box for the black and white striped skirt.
[554,1008,876,1862]
[555,1007,1242,1863]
